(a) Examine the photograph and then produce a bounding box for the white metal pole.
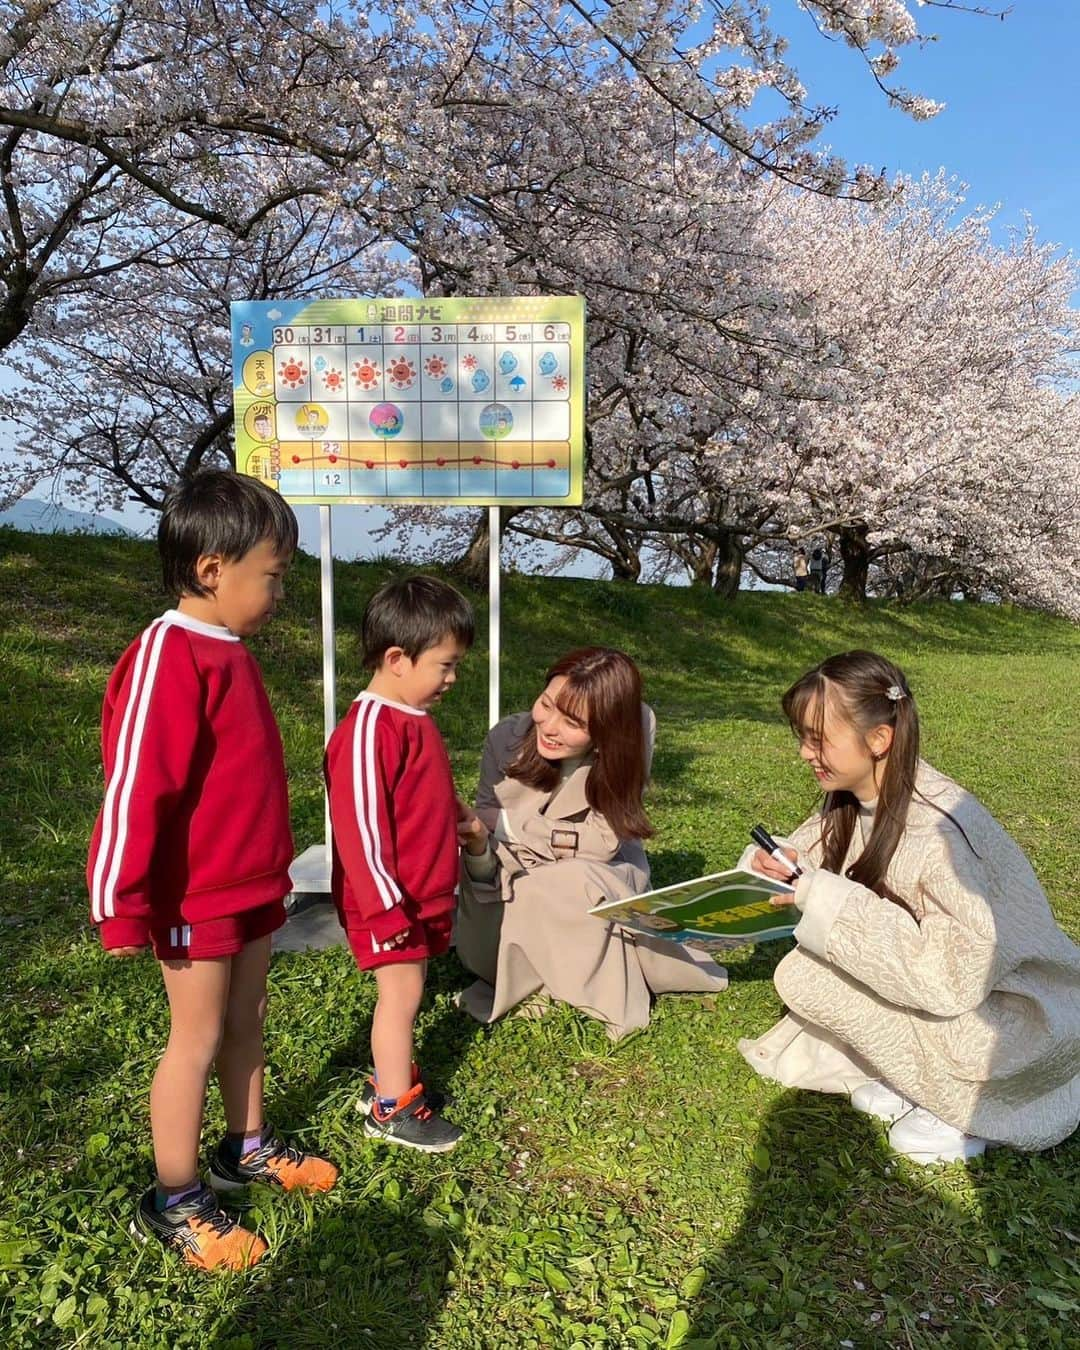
[320,504,336,872]
[488,505,501,729]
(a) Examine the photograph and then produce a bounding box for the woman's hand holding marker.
[748,825,802,906]
[751,848,802,905]
[751,846,800,881]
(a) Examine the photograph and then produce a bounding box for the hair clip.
[886,685,906,702]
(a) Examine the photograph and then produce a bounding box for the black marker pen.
[750,824,803,879]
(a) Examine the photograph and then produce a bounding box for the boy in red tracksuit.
[325,575,474,1152]
[87,470,337,1273]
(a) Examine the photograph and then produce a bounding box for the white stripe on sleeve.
[90,619,165,923]
[98,619,172,920]
[350,700,403,911]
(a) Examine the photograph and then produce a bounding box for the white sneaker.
[888,1107,988,1164]
[850,1080,913,1123]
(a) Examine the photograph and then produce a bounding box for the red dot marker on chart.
[436,457,446,467]
[366,460,374,469]
[473,456,482,465]
[291,455,301,464]
[398,459,408,468]
[511,460,520,470]
[547,459,556,468]
[328,454,337,464]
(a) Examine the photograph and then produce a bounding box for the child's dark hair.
[158,469,298,598]
[361,575,475,669]
[782,650,973,910]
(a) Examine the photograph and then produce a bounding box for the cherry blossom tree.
[748,176,1080,612]
[0,0,897,495]
[420,170,1078,615]
[0,204,410,511]
[1,0,989,360]
[10,0,1072,622]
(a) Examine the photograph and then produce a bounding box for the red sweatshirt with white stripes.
[87,610,293,950]
[325,692,458,944]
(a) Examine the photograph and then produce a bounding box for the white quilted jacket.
[741,761,1080,1149]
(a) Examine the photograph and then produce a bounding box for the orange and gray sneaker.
[208,1130,339,1194]
[363,1082,463,1153]
[356,1062,447,1117]
[130,1184,267,1272]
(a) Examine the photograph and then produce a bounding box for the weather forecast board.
[230,295,585,505]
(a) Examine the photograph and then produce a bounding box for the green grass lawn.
[1,527,1078,1349]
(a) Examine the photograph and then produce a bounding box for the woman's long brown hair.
[507,647,654,841]
[783,650,977,909]
[782,650,920,907]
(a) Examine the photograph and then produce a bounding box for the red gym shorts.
[345,911,454,971]
[150,899,287,961]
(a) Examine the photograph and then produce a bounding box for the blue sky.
[776,0,1078,270]
[7,1,1076,550]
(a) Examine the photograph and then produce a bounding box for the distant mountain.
[0,499,135,536]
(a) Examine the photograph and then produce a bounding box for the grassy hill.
[1,527,1078,1348]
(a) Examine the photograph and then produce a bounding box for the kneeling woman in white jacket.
[741,649,1080,1164]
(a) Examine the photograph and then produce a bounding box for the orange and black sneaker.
[208,1131,339,1195]
[129,1184,267,1272]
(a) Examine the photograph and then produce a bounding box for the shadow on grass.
[0,944,476,1345]
[712,941,792,987]
[210,1195,455,1349]
[206,956,485,1348]
[262,949,481,1139]
[645,849,709,889]
[683,1091,1080,1348]
[0,943,168,1180]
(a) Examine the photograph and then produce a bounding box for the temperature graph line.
[283,449,563,470]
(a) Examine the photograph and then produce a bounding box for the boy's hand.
[106,945,147,958]
[456,797,490,855]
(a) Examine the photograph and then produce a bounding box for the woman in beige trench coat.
[454,648,728,1040]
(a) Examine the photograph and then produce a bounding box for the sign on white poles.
[231,295,586,895]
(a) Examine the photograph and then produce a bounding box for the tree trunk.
[836,524,870,602]
[712,529,745,599]
[688,538,718,588]
[610,550,641,582]
[602,521,642,582]
[450,507,522,590]
[185,408,235,476]
[0,300,30,352]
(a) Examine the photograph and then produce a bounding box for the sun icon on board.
[278,358,307,388]
[352,357,381,391]
[387,356,417,389]
[424,355,449,380]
